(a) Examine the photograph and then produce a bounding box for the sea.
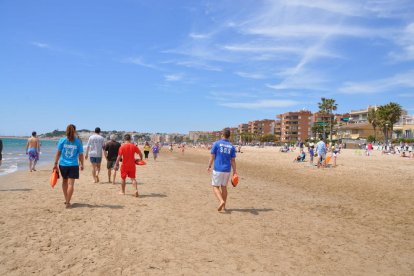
[0,138,58,176]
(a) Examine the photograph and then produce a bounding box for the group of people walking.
[51,125,238,211]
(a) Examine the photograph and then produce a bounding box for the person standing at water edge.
[85,127,105,183]
[114,134,143,196]
[0,138,3,167]
[26,131,40,172]
[53,124,84,208]
[104,134,121,184]
[207,129,237,212]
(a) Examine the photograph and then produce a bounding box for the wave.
[0,163,18,176]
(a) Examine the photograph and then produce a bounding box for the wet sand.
[0,147,413,275]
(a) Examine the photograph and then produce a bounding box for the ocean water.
[0,138,58,176]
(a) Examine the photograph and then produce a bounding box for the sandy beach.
[0,147,413,275]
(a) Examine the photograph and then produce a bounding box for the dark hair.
[66,124,76,142]
[124,134,131,141]
[32,131,37,137]
[95,127,101,134]
[222,128,231,139]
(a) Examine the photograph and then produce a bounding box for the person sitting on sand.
[207,128,237,212]
[114,134,143,196]
[293,150,306,162]
[26,131,40,172]
[53,124,84,208]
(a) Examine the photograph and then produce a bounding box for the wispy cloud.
[31,41,51,49]
[389,23,414,61]
[122,57,161,70]
[165,73,184,82]
[235,71,266,80]
[339,71,414,94]
[220,99,299,109]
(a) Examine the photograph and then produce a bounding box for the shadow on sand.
[0,188,32,192]
[225,208,273,215]
[139,193,167,198]
[70,203,124,209]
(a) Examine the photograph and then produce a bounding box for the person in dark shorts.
[104,134,121,184]
[143,141,151,159]
[53,124,84,208]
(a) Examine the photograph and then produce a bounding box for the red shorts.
[120,165,136,179]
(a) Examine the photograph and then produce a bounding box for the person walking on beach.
[316,137,327,169]
[0,138,3,167]
[104,134,121,184]
[207,129,237,212]
[152,142,160,161]
[85,127,105,183]
[143,141,151,159]
[114,134,143,196]
[53,124,84,208]
[26,131,40,172]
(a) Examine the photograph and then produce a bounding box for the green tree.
[376,102,403,144]
[367,108,379,140]
[318,97,337,141]
[394,129,403,139]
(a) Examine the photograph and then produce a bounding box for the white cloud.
[31,42,51,49]
[389,23,414,61]
[220,99,299,109]
[175,60,222,71]
[339,71,414,94]
[122,57,160,70]
[165,73,184,81]
[235,71,266,79]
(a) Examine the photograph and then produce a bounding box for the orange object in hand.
[135,159,146,166]
[231,174,239,187]
[49,168,60,188]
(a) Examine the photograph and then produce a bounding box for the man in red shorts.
[114,134,143,197]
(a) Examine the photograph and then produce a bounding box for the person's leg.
[62,178,68,204]
[96,162,101,182]
[213,186,225,211]
[132,178,138,197]
[107,169,112,183]
[221,186,227,210]
[91,162,97,182]
[33,159,37,171]
[112,169,117,184]
[29,160,33,172]
[66,178,75,207]
[120,178,126,194]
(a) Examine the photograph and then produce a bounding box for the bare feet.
[118,191,125,195]
[108,180,112,184]
[96,175,100,183]
[218,201,225,211]
[134,191,139,197]
[65,203,71,209]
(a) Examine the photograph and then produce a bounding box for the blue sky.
[1,0,413,136]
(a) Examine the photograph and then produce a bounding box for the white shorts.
[211,170,230,187]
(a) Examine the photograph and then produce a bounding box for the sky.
[1,0,413,136]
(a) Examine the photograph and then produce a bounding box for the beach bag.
[49,168,60,188]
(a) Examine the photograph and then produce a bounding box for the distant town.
[38,100,412,146]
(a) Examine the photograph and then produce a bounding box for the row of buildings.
[189,106,414,144]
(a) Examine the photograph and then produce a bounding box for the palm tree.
[367,107,379,141]
[318,98,338,141]
[376,102,403,144]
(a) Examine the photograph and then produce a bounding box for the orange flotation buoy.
[49,168,59,188]
[231,174,239,187]
[135,159,146,166]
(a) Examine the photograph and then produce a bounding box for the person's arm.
[37,139,41,152]
[26,140,29,154]
[207,154,215,172]
[103,145,108,160]
[114,154,121,171]
[53,151,61,169]
[231,158,237,175]
[85,138,90,159]
[78,154,84,171]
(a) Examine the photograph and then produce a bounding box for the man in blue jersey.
[207,128,237,212]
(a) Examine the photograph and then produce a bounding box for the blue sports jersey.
[211,139,236,172]
[57,138,84,166]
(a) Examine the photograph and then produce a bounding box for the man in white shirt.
[85,127,105,183]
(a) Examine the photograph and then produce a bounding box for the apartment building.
[277,110,312,142]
